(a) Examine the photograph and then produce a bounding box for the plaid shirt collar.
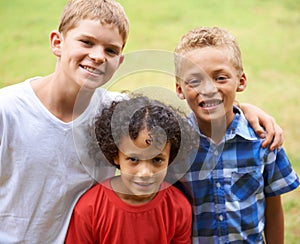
[188,105,258,144]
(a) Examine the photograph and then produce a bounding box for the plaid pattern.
[186,107,299,244]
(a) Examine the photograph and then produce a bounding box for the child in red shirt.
[65,95,198,243]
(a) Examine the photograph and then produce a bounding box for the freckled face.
[114,129,170,203]
[52,19,124,90]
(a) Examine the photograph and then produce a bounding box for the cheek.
[224,86,237,100]
[154,166,168,179]
[108,56,121,69]
[185,94,199,107]
[186,86,200,96]
[61,48,81,64]
[120,169,135,181]
[119,163,134,174]
[104,58,121,78]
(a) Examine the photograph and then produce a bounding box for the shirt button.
[216,182,221,188]
[219,215,224,221]
[214,150,218,156]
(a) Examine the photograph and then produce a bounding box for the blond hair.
[174,27,243,78]
[58,0,129,47]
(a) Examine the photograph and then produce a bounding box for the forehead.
[66,19,124,47]
[178,47,235,78]
[185,47,231,66]
[118,131,170,160]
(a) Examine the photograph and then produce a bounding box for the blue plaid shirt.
[186,107,299,244]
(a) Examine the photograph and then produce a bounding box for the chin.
[82,79,108,89]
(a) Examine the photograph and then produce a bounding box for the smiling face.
[176,47,246,136]
[112,129,170,205]
[51,19,124,90]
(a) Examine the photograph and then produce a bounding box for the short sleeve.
[171,190,192,244]
[263,148,299,197]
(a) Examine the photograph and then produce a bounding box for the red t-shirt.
[65,179,192,244]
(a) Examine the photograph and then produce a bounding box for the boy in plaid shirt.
[174,26,299,243]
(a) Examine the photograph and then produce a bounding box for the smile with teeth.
[199,99,223,108]
[80,65,104,75]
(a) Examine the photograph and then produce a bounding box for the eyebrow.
[78,33,123,50]
[184,72,206,80]
[123,151,169,159]
[211,68,231,75]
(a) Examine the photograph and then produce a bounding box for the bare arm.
[240,103,284,150]
[264,195,284,244]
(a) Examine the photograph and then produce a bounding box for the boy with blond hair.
[174,26,299,243]
[0,0,128,242]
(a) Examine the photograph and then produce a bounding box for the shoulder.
[161,183,191,211]
[232,107,262,142]
[73,182,113,218]
[89,89,127,117]
[0,77,41,98]
[0,79,35,113]
[93,88,127,106]
[159,183,192,228]
[0,81,27,99]
[75,183,106,208]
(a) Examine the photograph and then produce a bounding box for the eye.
[216,76,227,81]
[80,39,93,46]
[105,47,120,57]
[185,79,201,87]
[152,157,163,164]
[217,75,227,80]
[128,157,139,163]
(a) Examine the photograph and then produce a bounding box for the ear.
[176,82,185,100]
[113,156,120,167]
[237,72,247,92]
[50,30,63,58]
[118,54,125,66]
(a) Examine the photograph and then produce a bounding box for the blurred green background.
[0,0,299,242]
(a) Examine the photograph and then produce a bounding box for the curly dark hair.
[94,95,198,170]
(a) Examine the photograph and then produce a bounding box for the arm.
[172,194,192,244]
[240,103,284,150]
[65,199,94,244]
[264,195,284,244]
[65,209,94,244]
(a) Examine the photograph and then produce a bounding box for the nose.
[136,161,153,179]
[89,46,107,64]
[197,79,218,97]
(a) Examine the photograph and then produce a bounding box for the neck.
[199,119,226,144]
[197,113,234,144]
[111,176,157,205]
[30,74,95,122]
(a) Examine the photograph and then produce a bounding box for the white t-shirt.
[0,78,122,243]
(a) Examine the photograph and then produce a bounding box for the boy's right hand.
[240,103,284,150]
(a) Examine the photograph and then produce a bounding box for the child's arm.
[264,195,284,244]
[239,103,283,150]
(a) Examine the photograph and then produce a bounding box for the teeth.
[82,65,103,75]
[201,100,222,108]
[204,102,218,107]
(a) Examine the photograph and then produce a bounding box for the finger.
[269,125,284,151]
[260,118,275,148]
[250,118,266,138]
[261,131,273,148]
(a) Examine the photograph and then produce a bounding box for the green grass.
[1,0,300,242]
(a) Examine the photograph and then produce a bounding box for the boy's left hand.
[240,103,284,151]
